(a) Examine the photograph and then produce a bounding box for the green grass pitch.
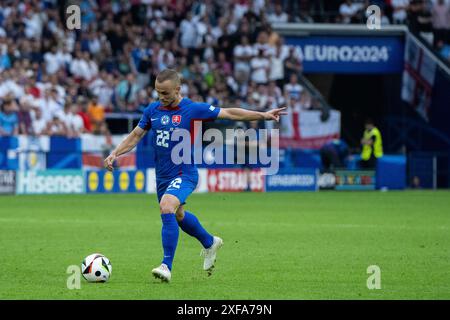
[1,191,450,299]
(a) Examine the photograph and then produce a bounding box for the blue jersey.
[138,98,221,181]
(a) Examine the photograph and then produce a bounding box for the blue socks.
[160,213,179,271]
[160,211,213,271]
[178,211,214,249]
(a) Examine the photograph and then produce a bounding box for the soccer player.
[104,69,286,282]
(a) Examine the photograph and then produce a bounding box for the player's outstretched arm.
[217,107,287,122]
[104,126,147,171]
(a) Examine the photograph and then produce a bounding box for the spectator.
[437,40,450,60]
[0,43,11,72]
[132,39,152,90]
[69,50,90,80]
[17,97,34,135]
[115,73,140,111]
[392,0,410,24]
[31,107,47,136]
[77,98,92,133]
[87,96,105,134]
[284,74,304,100]
[339,0,363,24]
[233,35,254,86]
[43,46,62,75]
[0,98,19,136]
[267,81,285,106]
[284,47,303,81]
[320,139,350,171]
[431,0,450,47]
[68,104,86,137]
[253,30,273,57]
[267,4,289,24]
[408,0,433,34]
[136,89,150,113]
[36,88,62,122]
[269,43,288,88]
[88,31,102,56]
[56,102,84,137]
[217,51,232,77]
[179,12,198,50]
[151,11,168,42]
[45,114,67,136]
[250,49,270,85]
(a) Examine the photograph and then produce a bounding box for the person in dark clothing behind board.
[320,139,350,172]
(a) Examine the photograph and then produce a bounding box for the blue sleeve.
[137,103,154,130]
[190,103,221,120]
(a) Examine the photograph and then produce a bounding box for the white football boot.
[152,263,171,282]
[201,236,223,274]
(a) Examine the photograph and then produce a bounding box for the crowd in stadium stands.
[309,0,450,61]
[0,0,449,138]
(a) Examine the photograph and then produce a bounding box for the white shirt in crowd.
[90,77,113,107]
[57,110,84,134]
[432,1,450,29]
[30,111,47,135]
[284,83,304,99]
[233,44,254,72]
[267,12,289,24]
[0,79,25,98]
[339,2,362,24]
[157,49,175,69]
[253,43,275,57]
[93,84,114,108]
[251,0,266,14]
[150,17,168,38]
[24,12,44,39]
[180,18,197,48]
[88,37,102,55]
[269,47,289,81]
[70,58,98,80]
[44,51,61,74]
[37,97,62,122]
[391,0,410,23]
[233,3,249,21]
[44,50,72,75]
[250,56,270,84]
[269,55,285,81]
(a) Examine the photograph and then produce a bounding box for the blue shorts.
[156,175,199,205]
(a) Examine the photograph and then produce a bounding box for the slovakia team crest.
[161,115,170,125]
[172,115,182,126]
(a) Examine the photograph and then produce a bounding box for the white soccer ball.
[81,253,112,283]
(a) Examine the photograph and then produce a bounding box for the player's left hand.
[263,107,287,122]
[104,153,117,171]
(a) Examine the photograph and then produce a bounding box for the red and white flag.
[280,109,341,149]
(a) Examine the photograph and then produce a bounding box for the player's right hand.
[104,153,116,171]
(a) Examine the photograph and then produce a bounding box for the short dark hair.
[156,69,181,86]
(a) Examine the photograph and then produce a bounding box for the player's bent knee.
[160,203,175,214]
[159,201,177,214]
[160,194,180,214]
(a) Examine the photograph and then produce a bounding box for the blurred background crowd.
[0,0,449,138]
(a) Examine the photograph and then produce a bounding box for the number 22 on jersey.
[156,130,170,148]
